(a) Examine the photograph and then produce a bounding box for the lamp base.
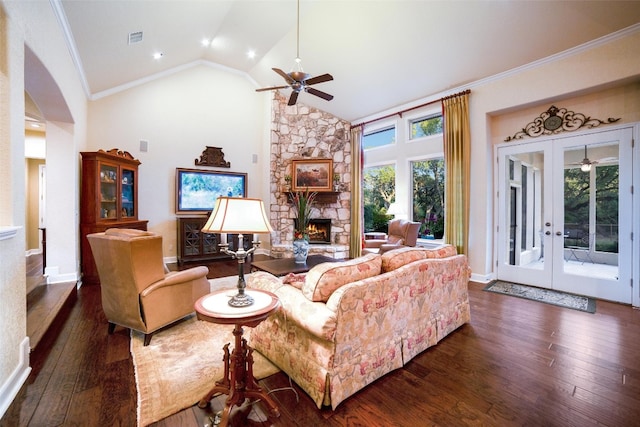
[228,292,254,307]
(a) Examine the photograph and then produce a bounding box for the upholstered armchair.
[363,219,421,254]
[87,228,210,345]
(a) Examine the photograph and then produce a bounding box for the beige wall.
[1,0,88,416]
[490,82,640,145]
[25,157,45,251]
[87,64,269,259]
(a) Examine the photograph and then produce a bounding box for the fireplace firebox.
[295,218,331,244]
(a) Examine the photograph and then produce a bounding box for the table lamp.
[387,202,404,218]
[201,197,273,307]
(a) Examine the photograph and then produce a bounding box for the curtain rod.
[352,89,471,129]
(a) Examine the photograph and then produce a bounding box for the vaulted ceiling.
[58,0,640,122]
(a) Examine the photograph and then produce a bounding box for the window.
[411,159,445,238]
[363,126,395,150]
[410,115,442,139]
[363,164,395,232]
[362,107,444,240]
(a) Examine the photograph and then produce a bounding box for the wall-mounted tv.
[175,168,247,215]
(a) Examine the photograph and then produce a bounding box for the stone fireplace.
[268,92,351,259]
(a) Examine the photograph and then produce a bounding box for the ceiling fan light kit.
[256,0,334,106]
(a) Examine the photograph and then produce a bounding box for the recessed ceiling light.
[210,37,224,49]
[201,38,211,47]
[153,52,164,60]
[247,50,256,59]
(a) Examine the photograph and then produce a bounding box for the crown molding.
[50,0,91,98]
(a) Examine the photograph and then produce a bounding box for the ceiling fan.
[255,0,334,106]
[570,145,617,172]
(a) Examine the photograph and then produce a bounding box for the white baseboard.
[163,256,178,265]
[25,249,42,257]
[45,267,79,284]
[470,272,495,284]
[0,338,31,419]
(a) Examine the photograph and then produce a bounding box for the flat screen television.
[175,168,247,215]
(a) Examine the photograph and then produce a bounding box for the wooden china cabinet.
[80,149,148,285]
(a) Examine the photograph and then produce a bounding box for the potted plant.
[431,215,444,240]
[333,173,340,191]
[284,174,292,191]
[290,189,317,263]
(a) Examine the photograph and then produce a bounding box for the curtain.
[350,125,364,258]
[442,92,470,255]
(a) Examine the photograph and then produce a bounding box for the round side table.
[194,288,280,427]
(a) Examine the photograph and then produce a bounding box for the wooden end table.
[250,254,338,276]
[194,288,281,427]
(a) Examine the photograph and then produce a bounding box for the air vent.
[128,31,143,45]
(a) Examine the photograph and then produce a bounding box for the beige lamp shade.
[201,197,273,234]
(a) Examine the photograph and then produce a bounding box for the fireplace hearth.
[295,218,331,244]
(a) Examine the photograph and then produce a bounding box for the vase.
[292,238,310,264]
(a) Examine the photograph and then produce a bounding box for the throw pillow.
[282,272,306,289]
[302,253,382,302]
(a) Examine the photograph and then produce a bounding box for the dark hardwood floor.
[3,254,640,426]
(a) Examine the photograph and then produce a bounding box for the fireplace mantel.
[283,191,340,204]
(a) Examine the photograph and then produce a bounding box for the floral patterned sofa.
[248,245,471,409]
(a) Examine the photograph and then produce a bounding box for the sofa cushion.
[381,245,458,272]
[302,253,382,302]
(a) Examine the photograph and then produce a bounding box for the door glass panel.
[561,143,619,281]
[502,151,544,271]
[595,164,618,253]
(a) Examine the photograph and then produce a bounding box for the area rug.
[131,276,280,426]
[483,281,596,313]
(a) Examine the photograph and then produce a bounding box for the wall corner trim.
[0,337,31,419]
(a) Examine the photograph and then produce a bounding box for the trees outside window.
[564,164,619,253]
[411,159,445,238]
[363,164,395,232]
[410,115,443,139]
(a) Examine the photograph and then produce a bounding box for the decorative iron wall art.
[504,105,620,142]
[195,146,231,168]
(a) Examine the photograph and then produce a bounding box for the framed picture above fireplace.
[292,159,333,192]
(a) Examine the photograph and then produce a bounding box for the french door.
[496,128,633,303]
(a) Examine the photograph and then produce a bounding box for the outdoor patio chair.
[566,231,595,264]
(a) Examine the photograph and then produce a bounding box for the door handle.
[545,231,551,235]
[545,222,551,227]
[556,231,563,236]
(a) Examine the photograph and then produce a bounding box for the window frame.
[362,105,445,243]
[408,113,444,141]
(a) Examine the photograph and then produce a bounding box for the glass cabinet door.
[100,164,118,219]
[121,168,135,218]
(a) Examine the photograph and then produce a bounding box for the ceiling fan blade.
[288,91,299,106]
[305,73,333,86]
[255,85,289,92]
[273,68,294,84]
[306,87,334,101]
